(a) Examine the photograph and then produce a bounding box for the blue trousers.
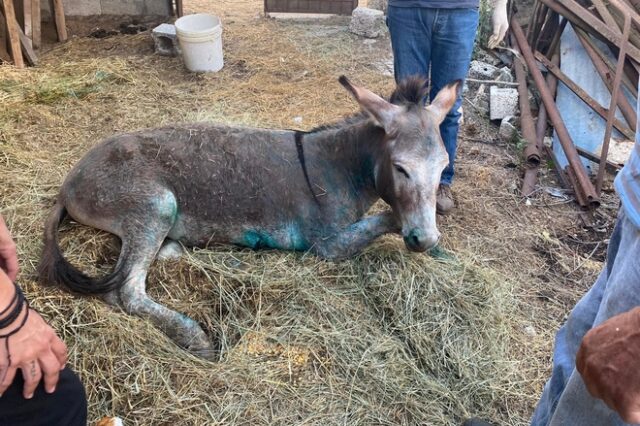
[386,6,479,185]
[531,209,640,425]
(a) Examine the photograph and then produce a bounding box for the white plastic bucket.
[175,14,223,72]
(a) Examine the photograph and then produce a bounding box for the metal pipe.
[514,53,540,167]
[511,18,600,208]
[596,13,631,195]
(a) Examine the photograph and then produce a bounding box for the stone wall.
[42,0,171,17]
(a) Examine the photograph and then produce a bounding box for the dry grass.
[0,0,617,424]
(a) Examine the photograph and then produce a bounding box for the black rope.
[294,131,321,206]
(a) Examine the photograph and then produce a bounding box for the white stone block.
[490,86,519,121]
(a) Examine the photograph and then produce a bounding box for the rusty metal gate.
[264,0,358,15]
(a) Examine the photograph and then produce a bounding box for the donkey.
[39,76,459,358]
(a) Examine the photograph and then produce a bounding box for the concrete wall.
[42,0,171,17]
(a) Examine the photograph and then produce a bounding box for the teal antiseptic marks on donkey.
[237,223,311,251]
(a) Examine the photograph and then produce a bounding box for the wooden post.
[23,0,32,48]
[51,0,67,41]
[31,0,40,49]
[2,0,25,68]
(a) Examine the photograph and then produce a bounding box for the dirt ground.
[0,0,621,424]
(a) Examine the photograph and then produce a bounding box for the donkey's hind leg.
[117,198,216,359]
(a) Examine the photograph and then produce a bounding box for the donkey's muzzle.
[404,228,440,252]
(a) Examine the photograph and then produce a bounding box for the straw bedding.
[0,0,616,424]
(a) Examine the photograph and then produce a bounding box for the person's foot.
[436,184,454,215]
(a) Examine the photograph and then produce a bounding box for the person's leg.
[0,367,87,426]
[386,5,433,84]
[530,269,609,425]
[531,210,640,426]
[429,8,479,187]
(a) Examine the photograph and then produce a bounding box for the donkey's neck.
[304,118,385,210]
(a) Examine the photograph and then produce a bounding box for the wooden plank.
[22,0,31,48]
[51,0,66,41]
[30,0,39,48]
[2,0,25,68]
[17,21,36,65]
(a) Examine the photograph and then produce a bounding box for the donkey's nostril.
[404,228,439,252]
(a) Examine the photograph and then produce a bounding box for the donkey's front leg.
[313,211,400,259]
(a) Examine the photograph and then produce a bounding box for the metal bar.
[527,1,542,41]
[546,17,568,58]
[565,165,589,208]
[576,26,637,96]
[511,17,600,208]
[576,146,623,173]
[538,0,594,36]
[535,51,635,140]
[575,27,638,131]
[522,168,538,197]
[591,0,621,30]
[532,6,552,51]
[554,0,640,63]
[596,13,631,195]
[537,10,560,53]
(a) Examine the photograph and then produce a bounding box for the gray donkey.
[39,76,459,358]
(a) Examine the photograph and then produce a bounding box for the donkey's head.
[339,76,460,252]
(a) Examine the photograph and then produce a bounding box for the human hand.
[576,307,640,423]
[488,0,509,49]
[0,271,67,399]
[0,216,19,282]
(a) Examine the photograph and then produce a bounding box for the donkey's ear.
[339,76,401,132]
[426,80,461,124]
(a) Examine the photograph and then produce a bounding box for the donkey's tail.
[38,202,128,295]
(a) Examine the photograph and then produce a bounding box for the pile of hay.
[0,1,543,423]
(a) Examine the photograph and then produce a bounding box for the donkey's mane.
[389,76,429,108]
[305,111,369,135]
[303,76,429,135]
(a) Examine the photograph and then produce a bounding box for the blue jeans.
[531,209,640,425]
[387,6,479,185]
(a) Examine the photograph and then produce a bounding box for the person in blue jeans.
[386,0,508,214]
[529,87,640,425]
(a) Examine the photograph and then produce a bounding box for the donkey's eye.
[394,164,410,179]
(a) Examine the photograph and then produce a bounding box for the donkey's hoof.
[157,240,184,261]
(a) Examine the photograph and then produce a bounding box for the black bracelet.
[0,284,19,318]
[0,301,30,368]
[0,284,24,330]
